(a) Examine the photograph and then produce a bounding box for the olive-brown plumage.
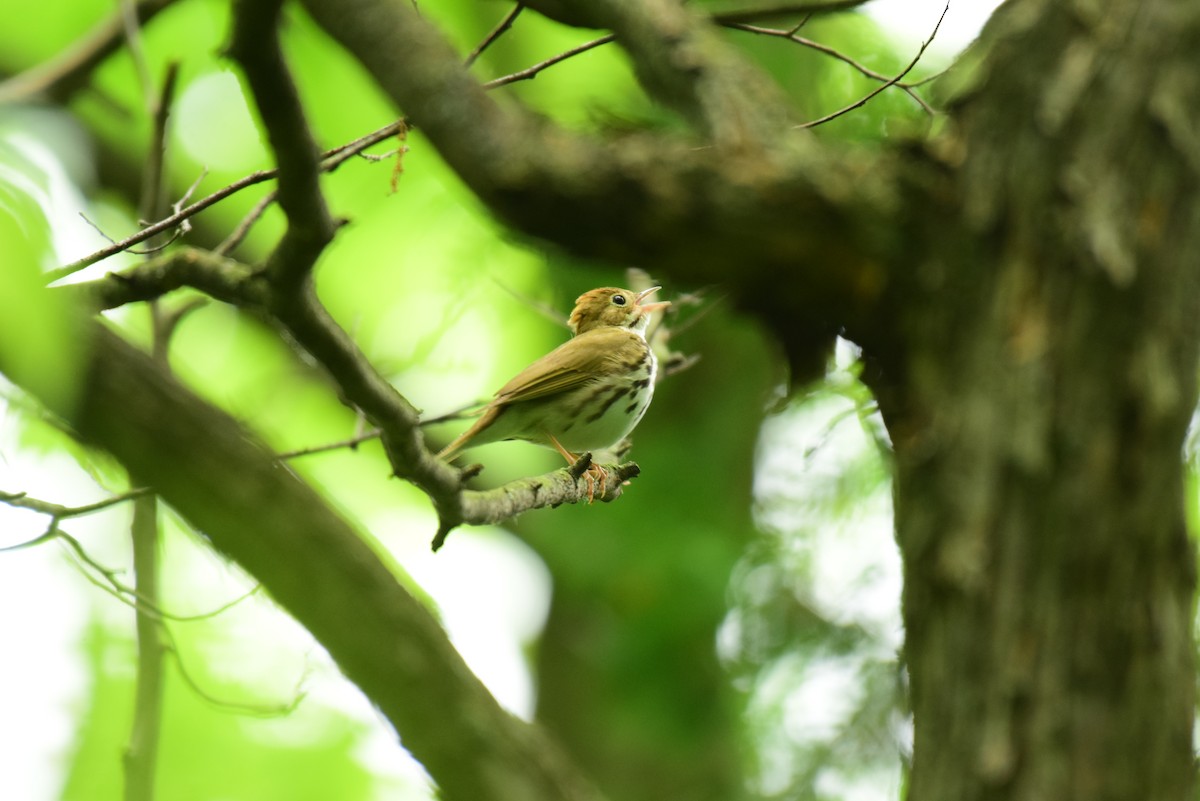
[438,287,669,466]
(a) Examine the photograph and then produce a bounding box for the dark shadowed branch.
[0,317,607,801]
[227,0,337,286]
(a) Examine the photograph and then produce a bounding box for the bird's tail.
[436,407,497,460]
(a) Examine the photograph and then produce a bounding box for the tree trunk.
[863,3,1200,798]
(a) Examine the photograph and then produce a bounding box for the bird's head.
[568,286,670,335]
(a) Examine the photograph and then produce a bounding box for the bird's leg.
[548,434,606,503]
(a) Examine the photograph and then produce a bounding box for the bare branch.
[64,529,261,622]
[710,0,874,24]
[466,3,525,68]
[279,430,384,460]
[50,119,406,281]
[483,35,615,89]
[48,173,276,282]
[164,622,306,717]
[725,22,936,114]
[0,489,260,620]
[436,460,641,551]
[138,61,181,223]
[519,0,871,28]
[278,402,481,461]
[67,247,264,311]
[77,211,181,255]
[215,190,277,256]
[797,2,948,128]
[320,119,410,165]
[227,0,336,286]
[0,487,150,520]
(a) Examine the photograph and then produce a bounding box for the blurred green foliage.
[60,618,399,801]
[0,129,83,417]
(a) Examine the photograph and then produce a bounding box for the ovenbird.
[438,286,669,495]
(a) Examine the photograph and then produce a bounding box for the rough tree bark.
[860,3,1200,798]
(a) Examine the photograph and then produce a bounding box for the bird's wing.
[492,328,634,405]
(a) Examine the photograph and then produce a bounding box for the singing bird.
[438,286,670,495]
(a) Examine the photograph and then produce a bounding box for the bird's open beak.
[636,286,671,313]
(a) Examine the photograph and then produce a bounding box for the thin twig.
[476,2,873,93]
[465,3,524,68]
[483,35,615,89]
[725,22,936,114]
[216,189,277,256]
[711,0,874,24]
[49,119,408,282]
[169,168,209,238]
[319,118,409,165]
[796,1,949,129]
[138,60,178,224]
[165,625,306,717]
[48,171,279,281]
[78,212,182,254]
[278,429,384,460]
[490,278,569,328]
[0,487,150,520]
[278,402,482,461]
[1,501,262,622]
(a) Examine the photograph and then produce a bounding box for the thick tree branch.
[227,0,337,285]
[436,460,642,550]
[68,248,265,309]
[558,0,795,148]
[710,0,873,25]
[518,0,872,29]
[0,316,605,801]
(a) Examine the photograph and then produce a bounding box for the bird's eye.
[612,294,627,306]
